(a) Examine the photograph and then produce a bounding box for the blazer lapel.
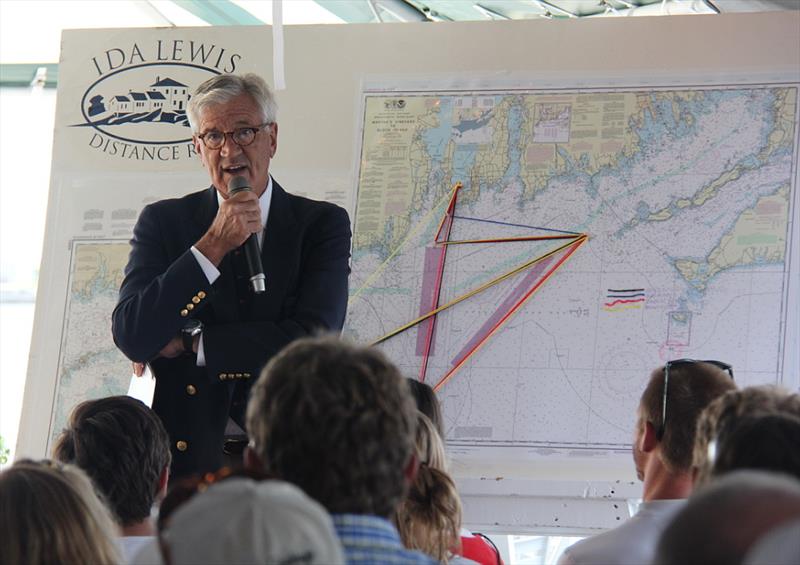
[193,186,218,229]
[257,181,297,318]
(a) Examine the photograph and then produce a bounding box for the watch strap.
[182,329,196,354]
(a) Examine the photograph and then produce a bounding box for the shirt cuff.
[190,246,221,284]
[196,334,206,367]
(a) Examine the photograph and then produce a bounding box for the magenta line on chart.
[451,254,555,365]
[416,246,444,356]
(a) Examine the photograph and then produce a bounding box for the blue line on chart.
[606,293,646,298]
[452,215,581,235]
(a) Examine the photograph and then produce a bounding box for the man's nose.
[219,134,243,157]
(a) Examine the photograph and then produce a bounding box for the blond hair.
[395,464,462,562]
[415,411,448,471]
[0,459,122,565]
[395,411,461,562]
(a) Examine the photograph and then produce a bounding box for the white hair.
[187,73,278,133]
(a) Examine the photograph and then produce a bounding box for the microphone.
[228,176,266,293]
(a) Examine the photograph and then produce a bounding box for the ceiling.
[326,0,799,21]
[0,0,796,85]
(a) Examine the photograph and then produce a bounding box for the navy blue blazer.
[112,180,351,477]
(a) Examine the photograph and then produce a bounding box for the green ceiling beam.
[172,0,266,25]
[0,64,59,88]
[315,0,380,23]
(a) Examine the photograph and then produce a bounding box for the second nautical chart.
[344,83,799,455]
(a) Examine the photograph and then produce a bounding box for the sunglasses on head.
[656,359,734,440]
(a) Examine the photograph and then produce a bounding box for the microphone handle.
[242,233,266,293]
[228,181,266,294]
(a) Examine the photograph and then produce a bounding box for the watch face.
[183,319,202,334]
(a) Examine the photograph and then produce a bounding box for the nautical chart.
[344,84,799,455]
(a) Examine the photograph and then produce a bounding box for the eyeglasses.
[197,123,271,150]
[656,359,733,440]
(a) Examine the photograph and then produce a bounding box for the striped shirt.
[332,514,436,565]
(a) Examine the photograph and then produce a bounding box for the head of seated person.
[692,385,800,486]
[557,360,735,565]
[157,467,344,564]
[395,463,462,562]
[633,360,737,500]
[0,459,121,565]
[407,378,445,438]
[52,395,172,537]
[395,411,463,562]
[245,336,417,518]
[245,336,435,564]
[654,470,800,565]
[414,410,448,472]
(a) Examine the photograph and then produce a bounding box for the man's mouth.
[223,165,247,175]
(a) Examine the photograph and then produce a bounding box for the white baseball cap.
[164,477,345,564]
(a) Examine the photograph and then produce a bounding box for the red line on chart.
[417,187,457,383]
[433,235,587,392]
[603,298,646,307]
[372,182,589,393]
[450,255,556,370]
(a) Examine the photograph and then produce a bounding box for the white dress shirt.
[188,177,273,365]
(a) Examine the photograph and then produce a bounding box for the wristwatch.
[181,319,203,354]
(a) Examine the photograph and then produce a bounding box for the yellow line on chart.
[433,234,589,392]
[349,184,459,305]
[432,182,461,244]
[442,234,580,245]
[603,304,643,312]
[372,234,587,345]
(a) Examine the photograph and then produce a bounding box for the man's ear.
[157,465,169,499]
[269,122,278,158]
[192,136,204,163]
[641,420,659,453]
[403,452,419,485]
[244,444,264,474]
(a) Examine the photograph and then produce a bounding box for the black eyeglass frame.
[196,122,271,150]
[656,358,733,440]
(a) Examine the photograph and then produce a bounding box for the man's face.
[193,93,277,198]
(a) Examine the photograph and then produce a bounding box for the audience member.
[559,359,735,565]
[396,463,469,563]
[692,385,800,486]
[415,409,449,471]
[655,470,800,565]
[0,459,122,565]
[405,411,502,565]
[408,377,445,437]
[53,395,171,561]
[396,412,463,562]
[158,472,344,564]
[245,336,436,564]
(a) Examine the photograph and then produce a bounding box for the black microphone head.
[228,175,251,195]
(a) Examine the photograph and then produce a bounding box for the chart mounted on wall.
[345,84,800,459]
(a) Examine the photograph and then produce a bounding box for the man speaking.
[112,73,351,478]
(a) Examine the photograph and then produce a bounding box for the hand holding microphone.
[228,175,266,293]
[194,176,266,293]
